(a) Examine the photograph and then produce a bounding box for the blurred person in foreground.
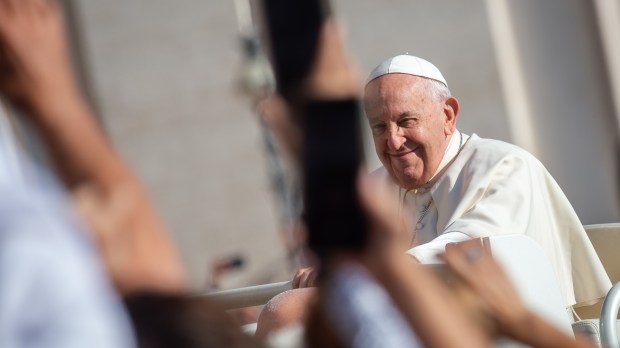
[0,1,252,347]
[0,1,458,346]
[0,1,270,347]
[0,0,185,296]
[441,239,595,348]
[0,107,135,347]
[0,2,134,347]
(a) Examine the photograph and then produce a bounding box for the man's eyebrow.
[368,112,422,123]
[398,112,421,120]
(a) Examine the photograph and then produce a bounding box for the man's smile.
[387,147,418,159]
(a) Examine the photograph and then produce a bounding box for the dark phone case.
[303,100,367,254]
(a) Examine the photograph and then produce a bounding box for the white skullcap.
[366,54,448,87]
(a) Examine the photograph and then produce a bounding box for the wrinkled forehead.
[364,74,427,98]
[363,74,430,113]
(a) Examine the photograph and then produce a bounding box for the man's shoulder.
[466,134,525,153]
[464,134,539,163]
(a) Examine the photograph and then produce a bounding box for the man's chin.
[398,181,424,191]
[393,172,425,190]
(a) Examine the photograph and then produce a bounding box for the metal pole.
[600,281,620,348]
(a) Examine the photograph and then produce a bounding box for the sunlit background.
[9,0,618,290]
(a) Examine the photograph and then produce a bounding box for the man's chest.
[400,188,439,246]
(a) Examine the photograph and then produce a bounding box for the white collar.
[427,130,468,186]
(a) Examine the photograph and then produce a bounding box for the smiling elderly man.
[364,54,610,309]
[258,55,612,336]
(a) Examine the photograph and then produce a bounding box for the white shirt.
[399,131,471,263]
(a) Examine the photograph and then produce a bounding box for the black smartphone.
[302,100,368,256]
[260,0,328,103]
[260,0,367,257]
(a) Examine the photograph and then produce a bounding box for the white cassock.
[373,130,612,308]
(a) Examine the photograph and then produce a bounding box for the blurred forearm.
[0,0,186,294]
[26,84,126,190]
[26,79,186,295]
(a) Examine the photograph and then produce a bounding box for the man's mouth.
[388,147,417,158]
[391,152,411,158]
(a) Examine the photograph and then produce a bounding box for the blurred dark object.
[303,100,367,256]
[207,255,246,290]
[259,1,367,262]
[222,256,245,269]
[260,0,329,106]
[234,0,305,273]
[125,292,261,348]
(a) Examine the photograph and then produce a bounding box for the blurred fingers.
[292,269,302,289]
[357,173,406,232]
[307,269,317,287]
[292,267,315,289]
[256,94,301,161]
[299,271,311,288]
[441,239,489,284]
[257,95,287,125]
[356,172,413,255]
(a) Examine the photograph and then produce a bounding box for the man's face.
[364,74,457,190]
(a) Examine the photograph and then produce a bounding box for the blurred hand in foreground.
[0,0,186,295]
[441,239,594,348]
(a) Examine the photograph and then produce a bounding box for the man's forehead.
[363,75,435,118]
[364,74,427,99]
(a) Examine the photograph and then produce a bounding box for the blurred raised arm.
[0,0,186,295]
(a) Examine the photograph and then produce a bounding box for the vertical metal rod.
[600,281,620,348]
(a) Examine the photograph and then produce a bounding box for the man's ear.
[443,97,459,135]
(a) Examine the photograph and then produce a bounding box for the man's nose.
[386,130,406,151]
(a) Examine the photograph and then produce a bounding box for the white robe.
[374,132,611,307]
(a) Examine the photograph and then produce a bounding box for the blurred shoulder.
[369,165,389,179]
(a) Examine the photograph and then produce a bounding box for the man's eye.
[399,118,417,127]
[371,124,386,134]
